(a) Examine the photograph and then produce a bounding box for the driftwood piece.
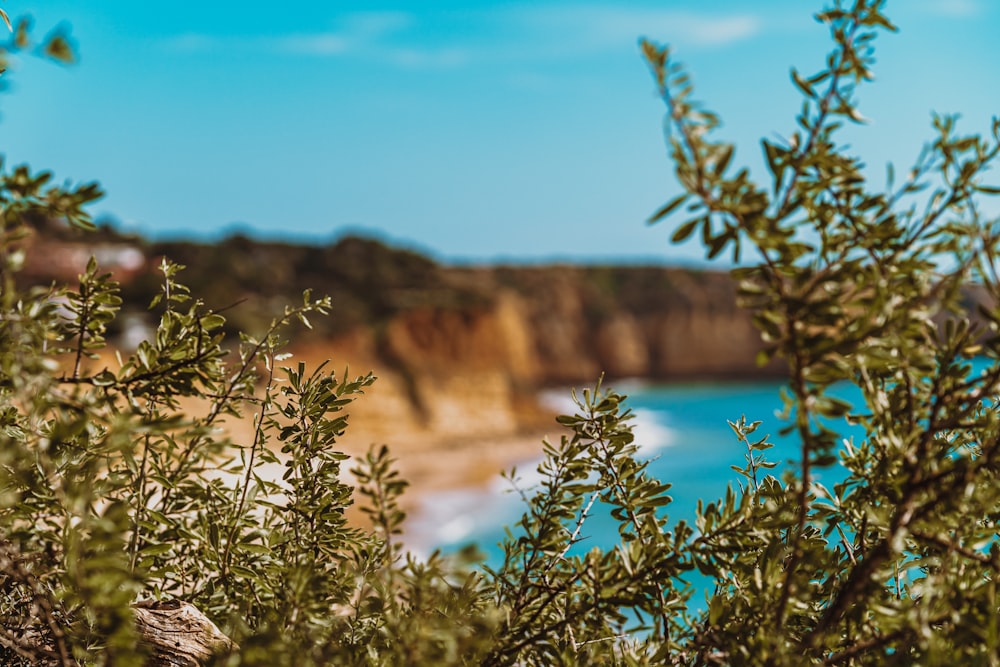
[1,600,235,666]
[132,599,237,667]
[3,542,233,665]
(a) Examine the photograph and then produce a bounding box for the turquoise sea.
[406,377,844,564]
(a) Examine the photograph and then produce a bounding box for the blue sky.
[2,0,998,263]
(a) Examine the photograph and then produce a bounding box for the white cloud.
[159,6,763,69]
[273,33,349,56]
[512,6,763,50]
[340,11,414,38]
[267,12,412,57]
[158,10,468,69]
[917,0,982,17]
[158,11,411,57]
[680,15,761,46]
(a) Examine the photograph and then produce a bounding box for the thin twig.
[220,348,275,579]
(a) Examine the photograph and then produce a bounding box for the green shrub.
[4,1,1000,664]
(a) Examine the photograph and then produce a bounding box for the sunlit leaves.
[639,0,1000,662]
[0,163,102,234]
[5,0,1000,663]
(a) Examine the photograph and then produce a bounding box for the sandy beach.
[191,383,560,513]
[78,349,565,551]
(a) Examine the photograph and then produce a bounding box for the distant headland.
[18,222,791,491]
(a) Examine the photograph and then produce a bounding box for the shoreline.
[391,431,550,551]
[394,395,683,554]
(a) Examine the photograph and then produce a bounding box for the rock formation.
[19,227,782,461]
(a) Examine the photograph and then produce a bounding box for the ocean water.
[409,357,999,562]
[406,377,828,563]
[400,357,997,620]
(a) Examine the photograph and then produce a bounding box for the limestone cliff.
[20,229,779,454]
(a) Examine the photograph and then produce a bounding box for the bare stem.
[220,349,275,579]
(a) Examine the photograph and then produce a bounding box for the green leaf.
[670,217,700,243]
[239,543,272,556]
[43,32,76,64]
[200,313,226,330]
[714,145,734,176]
[229,565,258,580]
[649,194,688,225]
[140,543,174,557]
[91,370,116,387]
[790,68,815,98]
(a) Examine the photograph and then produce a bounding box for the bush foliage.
[3,0,1000,664]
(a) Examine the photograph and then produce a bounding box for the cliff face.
[296,262,779,453]
[480,266,776,384]
[20,229,777,450]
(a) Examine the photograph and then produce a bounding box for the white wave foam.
[632,408,677,453]
[405,485,524,555]
[406,386,679,554]
[538,388,578,415]
[437,514,475,544]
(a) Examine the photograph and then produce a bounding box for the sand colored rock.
[20,230,789,495]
